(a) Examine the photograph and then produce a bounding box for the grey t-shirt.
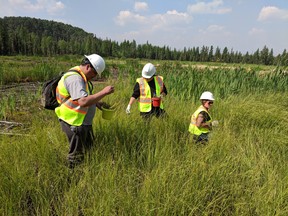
[64,74,96,125]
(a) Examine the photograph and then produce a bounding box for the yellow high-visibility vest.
[188,105,212,135]
[137,76,164,112]
[55,66,92,126]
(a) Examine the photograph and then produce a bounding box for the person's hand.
[101,102,110,109]
[212,120,219,127]
[102,86,114,95]
[96,102,110,110]
[126,104,131,114]
[160,92,166,98]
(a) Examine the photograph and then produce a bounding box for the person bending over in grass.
[125,63,168,119]
[188,91,218,144]
[55,54,114,168]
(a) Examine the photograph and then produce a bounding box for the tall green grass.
[162,64,288,103]
[0,56,287,215]
[0,55,82,83]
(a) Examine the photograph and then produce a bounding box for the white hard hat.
[84,54,105,76]
[142,63,156,78]
[200,91,215,101]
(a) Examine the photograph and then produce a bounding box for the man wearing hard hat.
[55,54,114,168]
[188,91,218,143]
[126,63,168,119]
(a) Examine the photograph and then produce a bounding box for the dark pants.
[59,120,94,168]
[140,107,167,119]
[193,133,209,144]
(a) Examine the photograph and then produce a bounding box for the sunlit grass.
[0,56,287,215]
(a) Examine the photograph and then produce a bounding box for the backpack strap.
[60,69,88,105]
[59,69,80,105]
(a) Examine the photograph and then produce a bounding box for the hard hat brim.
[142,74,154,79]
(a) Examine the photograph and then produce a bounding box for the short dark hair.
[81,58,95,71]
[81,58,90,65]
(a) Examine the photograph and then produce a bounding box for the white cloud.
[47,1,65,14]
[258,6,288,21]
[115,10,147,26]
[114,8,193,46]
[154,10,191,27]
[4,0,65,15]
[115,9,191,29]
[134,2,148,12]
[187,0,231,14]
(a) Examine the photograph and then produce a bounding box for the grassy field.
[0,55,287,215]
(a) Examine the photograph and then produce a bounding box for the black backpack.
[41,69,78,110]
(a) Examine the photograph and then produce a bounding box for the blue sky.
[1,0,288,55]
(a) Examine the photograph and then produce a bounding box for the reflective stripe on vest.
[137,76,164,112]
[188,105,212,135]
[55,66,89,126]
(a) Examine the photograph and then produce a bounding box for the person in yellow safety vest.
[188,91,218,143]
[126,63,168,119]
[55,54,114,168]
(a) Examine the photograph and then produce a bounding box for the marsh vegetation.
[0,56,287,215]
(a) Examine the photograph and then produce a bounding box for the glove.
[126,104,131,114]
[160,93,166,98]
[211,120,219,127]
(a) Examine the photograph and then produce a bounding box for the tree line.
[0,16,287,66]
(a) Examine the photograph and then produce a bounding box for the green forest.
[0,16,287,66]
